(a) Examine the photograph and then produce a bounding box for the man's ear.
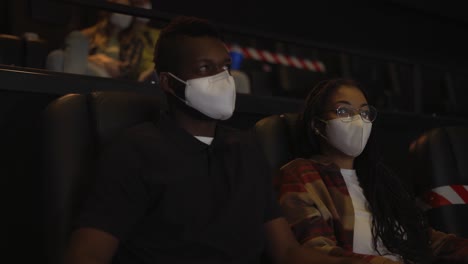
[158,72,174,95]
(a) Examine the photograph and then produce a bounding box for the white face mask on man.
[316,116,372,157]
[167,70,236,120]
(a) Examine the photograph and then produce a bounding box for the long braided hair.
[298,78,433,264]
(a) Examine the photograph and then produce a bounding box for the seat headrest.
[408,126,468,238]
[409,126,468,194]
[41,90,161,264]
[254,113,312,171]
[89,91,160,145]
[44,91,160,146]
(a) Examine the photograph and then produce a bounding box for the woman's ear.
[311,119,321,135]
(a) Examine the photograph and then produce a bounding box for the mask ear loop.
[311,118,328,141]
[166,72,189,104]
[167,72,187,85]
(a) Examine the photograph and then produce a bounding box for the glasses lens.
[360,105,377,122]
[336,105,355,122]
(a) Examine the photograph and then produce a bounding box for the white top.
[340,168,401,262]
[194,136,213,145]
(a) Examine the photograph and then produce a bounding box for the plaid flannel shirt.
[275,157,468,264]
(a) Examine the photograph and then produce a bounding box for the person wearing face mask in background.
[128,0,162,82]
[274,78,468,264]
[46,0,145,80]
[64,16,368,264]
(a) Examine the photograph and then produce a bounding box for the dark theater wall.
[3,0,467,69]
[152,0,467,68]
[7,0,78,52]
[0,0,9,34]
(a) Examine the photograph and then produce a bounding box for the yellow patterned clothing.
[81,19,144,80]
[275,157,468,264]
[132,24,160,78]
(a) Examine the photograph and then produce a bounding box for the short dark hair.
[153,15,224,75]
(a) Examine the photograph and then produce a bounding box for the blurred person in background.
[129,0,162,82]
[46,0,145,81]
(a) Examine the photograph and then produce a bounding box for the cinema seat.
[41,91,161,264]
[408,126,468,238]
[253,112,318,173]
[0,34,23,66]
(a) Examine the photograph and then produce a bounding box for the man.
[65,15,365,264]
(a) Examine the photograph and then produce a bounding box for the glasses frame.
[330,105,378,123]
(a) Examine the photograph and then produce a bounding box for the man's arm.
[64,228,119,264]
[264,217,367,264]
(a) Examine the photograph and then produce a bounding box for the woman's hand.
[88,54,122,78]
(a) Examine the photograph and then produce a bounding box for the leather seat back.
[408,126,468,238]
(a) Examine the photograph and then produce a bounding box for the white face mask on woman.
[110,12,133,29]
[317,116,372,157]
[167,70,236,120]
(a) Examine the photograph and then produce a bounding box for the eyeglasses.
[331,105,377,123]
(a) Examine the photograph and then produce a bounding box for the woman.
[81,0,144,79]
[129,0,162,82]
[275,78,468,264]
[46,0,144,80]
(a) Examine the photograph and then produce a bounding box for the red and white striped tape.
[227,44,326,73]
[417,185,468,210]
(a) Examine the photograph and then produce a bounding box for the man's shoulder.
[217,124,242,135]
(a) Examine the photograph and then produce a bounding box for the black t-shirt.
[76,114,281,264]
